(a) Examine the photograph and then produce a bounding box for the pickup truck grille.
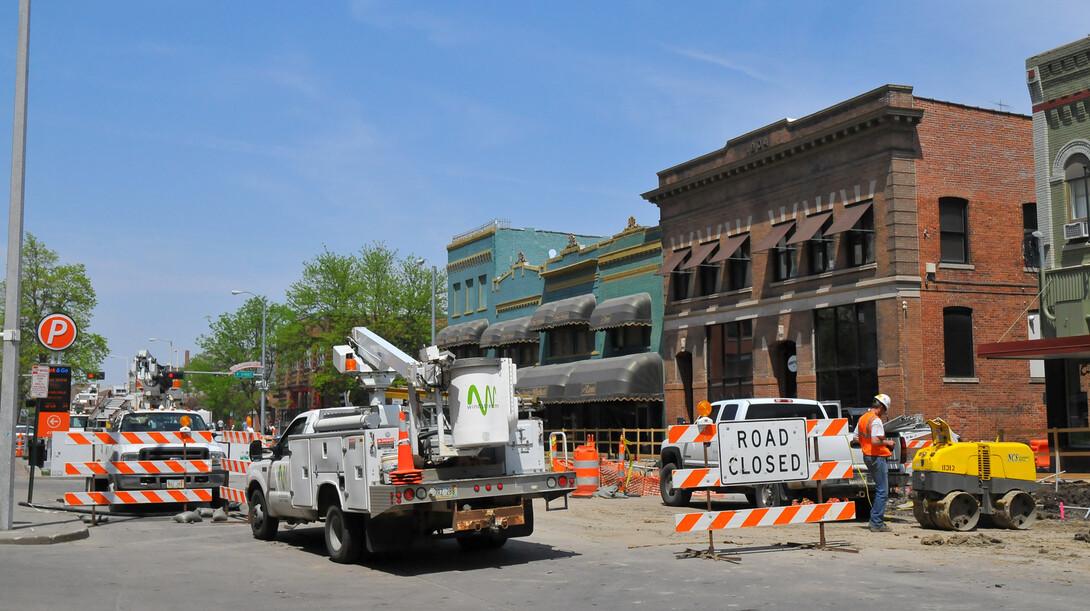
[139,446,210,461]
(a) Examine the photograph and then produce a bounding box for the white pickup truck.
[658,398,915,509]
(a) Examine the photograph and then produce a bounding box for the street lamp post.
[232,290,267,435]
[148,337,173,368]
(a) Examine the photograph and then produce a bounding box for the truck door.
[267,417,308,516]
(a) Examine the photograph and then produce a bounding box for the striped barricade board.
[906,439,933,449]
[64,460,212,476]
[223,459,251,475]
[65,489,213,506]
[676,501,856,532]
[219,431,261,444]
[220,487,247,505]
[675,460,854,489]
[64,431,216,445]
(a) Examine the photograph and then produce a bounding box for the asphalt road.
[2,475,1088,610]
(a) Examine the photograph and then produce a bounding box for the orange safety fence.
[550,456,661,497]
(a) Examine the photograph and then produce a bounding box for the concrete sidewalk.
[0,463,89,545]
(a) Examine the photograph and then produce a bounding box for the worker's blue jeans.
[863,455,888,527]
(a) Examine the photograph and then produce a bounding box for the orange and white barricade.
[66,489,213,506]
[676,501,856,532]
[65,460,212,476]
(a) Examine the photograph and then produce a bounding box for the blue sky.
[0,1,1087,383]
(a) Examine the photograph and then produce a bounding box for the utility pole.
[1,0,32,532]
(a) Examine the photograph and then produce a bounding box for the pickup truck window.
[717,404,738,420]
[744,403,823,420]
[120,413,210,432]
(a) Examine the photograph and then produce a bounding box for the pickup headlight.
[210,450,225,468]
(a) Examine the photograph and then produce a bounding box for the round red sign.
[37,313,78,351]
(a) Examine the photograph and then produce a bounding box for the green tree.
[0,233,109,390]
[186,297,290,426]
[278,241,445,405]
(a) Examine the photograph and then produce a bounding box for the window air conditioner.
[1063,221,1089,241]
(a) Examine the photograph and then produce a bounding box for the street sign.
[234,371,255,378]
[36,313,78,351]
[716,418,809,485]
[230,361,262,373]
[30,365,49,398]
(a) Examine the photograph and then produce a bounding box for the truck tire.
[325,504,363,563]
[747,483,785,508]
[659,463,693,507]
[248,489,279,540]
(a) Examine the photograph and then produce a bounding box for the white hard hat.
[874,394,891,410]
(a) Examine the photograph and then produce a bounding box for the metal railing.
[549,428,668,463]
[996,425,1090,474]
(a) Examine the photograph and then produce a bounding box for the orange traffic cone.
[389,409,423,485]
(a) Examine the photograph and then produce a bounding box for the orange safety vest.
[858,411,892,457]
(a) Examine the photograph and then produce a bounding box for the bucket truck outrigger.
[244,327,576,562]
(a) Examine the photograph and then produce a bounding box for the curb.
[0,526,89,545]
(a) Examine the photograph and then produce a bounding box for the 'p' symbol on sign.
[37,313,78,351]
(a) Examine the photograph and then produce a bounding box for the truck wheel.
[748,483,784,508]
[248,489,279,540]
[325,504,363,564]
[659,463,693,507]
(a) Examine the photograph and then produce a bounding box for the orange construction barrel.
[572,442,600,498]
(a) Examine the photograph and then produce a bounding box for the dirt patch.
[1034,480,1090,519]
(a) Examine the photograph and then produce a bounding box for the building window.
[809,219,835,274]
[671,264,692,302]
[815,302,878,409]
[772,228,797,282]
[1067,153,1090,222]
[478,275,487,310]
[943,307,975,378]
[697,260,720,297]
[452,282,461,316]
[1022,202,1040,268]
[547,326,594,360]
[464,278,474,314]
[606,326,651,357]
[726,239,752,291]
[498,344,538,367]
[846,208,875,267]
[707,320,753,400]
[939,197,970,263]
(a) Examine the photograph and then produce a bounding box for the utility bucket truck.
[245,327,576,562]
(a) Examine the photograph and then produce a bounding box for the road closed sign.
[37,313,78,351]
[717,418,809,485]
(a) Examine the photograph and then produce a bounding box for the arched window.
[1066,153,1090,222]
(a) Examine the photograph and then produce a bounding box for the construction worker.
[856,393,895,532]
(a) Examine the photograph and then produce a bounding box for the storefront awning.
[708,234,749,263]
[978,335,1090,360]
[435,318,489,349]
[786,211,833,245]
[590,293,652,330]
[655,248,691,275]
[528,294,596,331]
[825,202,873,235]
[514,362,576,403]
[557,353,664,404]
[751,221,796,253]
[681,240,719,270]
[479,316,538,348]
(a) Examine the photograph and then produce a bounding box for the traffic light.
[87,371,106,381]
[164,370,185,388]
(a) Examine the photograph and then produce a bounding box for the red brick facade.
[643,85,1044,441]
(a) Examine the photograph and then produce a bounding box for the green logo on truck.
[467,384,496,415]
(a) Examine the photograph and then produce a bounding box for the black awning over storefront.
[978,334,1090,360]
[435,318,489,349]
[528,294,597,331]
[589,293,652,331]
[479,316,537,348]
[556,353,664,404]
[514,362,576,403]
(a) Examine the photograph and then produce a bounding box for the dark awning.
[786,211,833,245]
[751,221,796,253]
[708,234,749,263]
[825,202,873,235]
[479,316,538,348]
[681,240,719,270]
[435,318,489,349]
[556,353,664,404]
[590,293,652,330]
[978,335,1090,360]
[655,248,691,275]
[514,362,576,403]
[528,294,596,331]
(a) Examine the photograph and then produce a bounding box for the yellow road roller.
[910,418,1037,531]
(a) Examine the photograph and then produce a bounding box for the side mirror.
[248,440,264,459]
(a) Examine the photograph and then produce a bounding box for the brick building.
[643,84,1043,440]
[980,38,1090,467]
